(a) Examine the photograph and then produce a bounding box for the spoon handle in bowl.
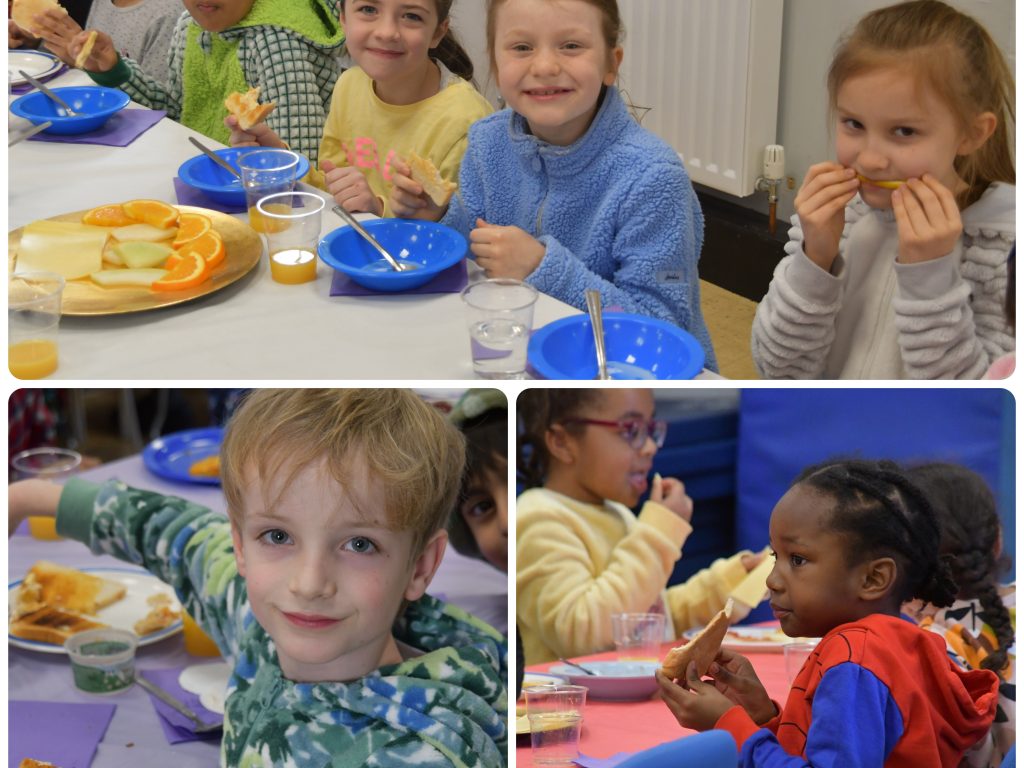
[585,289,608,380]
[331,205,407,272]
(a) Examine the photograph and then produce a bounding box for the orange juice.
[182,611,221,657]
[9,339,58,379]
[248,202,292,233]
[28,516,62,540]
[269,249,317,284]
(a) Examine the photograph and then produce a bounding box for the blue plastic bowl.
[9,86,130,135]
[528,312,706,380]
[318,218,468,292]
[177,147,311,207]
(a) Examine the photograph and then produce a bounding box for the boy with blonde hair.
[8,389,508,767]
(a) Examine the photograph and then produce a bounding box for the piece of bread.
[10,606,109,645]
[407,152,457,207]
[74,29,97,69]
[189,454,220,478]
[660,598,734,680]
[224,87,276,131]
[20,759,60,768]
[134,601,180,636]
[18,560,126,616]
[11,0,66,35]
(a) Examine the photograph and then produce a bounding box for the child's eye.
[259,528,292,546]
[840,118,863,131]
[510,43,532,53]
[343,536,378,554]
[402,11,423,23]
[461,495,496,520]
[893,126,916,138]
[562,41,583,51]
[790,554,807,567]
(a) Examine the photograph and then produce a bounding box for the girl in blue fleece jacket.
[390,0,716,371]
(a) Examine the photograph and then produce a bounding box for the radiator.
[617,0,784,198]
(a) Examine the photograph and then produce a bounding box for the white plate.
[546,660,660,701]
[8,50,62,86]
[682,625,816,653]
[179,661,232,714]
[9,567,183,654]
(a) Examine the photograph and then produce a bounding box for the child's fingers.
[902,179,948,228]
[919,174,961,223]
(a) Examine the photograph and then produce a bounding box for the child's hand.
[322,159,382,216]
[650,474,694,522]
[67,29,117,73]
[30,8,82,64]
[794,162,860,272]
[469,218,544,279]
[223,115,286,150]
[706,649,777,724]
[388,158,446,222]
[740,550,767,572]
[891,175,962,264]
[9,19,39,49]
[656,666,735,732]
[8,480,62,538]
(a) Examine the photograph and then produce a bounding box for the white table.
[9,70,582,379]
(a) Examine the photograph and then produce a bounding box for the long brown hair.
[827,0,1014,208]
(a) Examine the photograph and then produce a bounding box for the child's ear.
[603,46,624,86]
[230,521,247,578]
[957,111,998,156]
[430,17,450,49]
[857,556,897,601]
[404,529,448,601]
[544,424,577,465]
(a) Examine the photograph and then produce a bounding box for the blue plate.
[546,660,660,701]
[143,427,224,486]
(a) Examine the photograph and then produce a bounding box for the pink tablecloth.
[516,640,791,763]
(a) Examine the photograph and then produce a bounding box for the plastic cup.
[783,640,818,683]
[611,612,666,661]
[256,191,325,284]
[65,628,138,695]
[237,149,302,233]
[525,684,587,765]
[460,278,538,379]
[11,447,82,540]
[9,271,65,379]
[182,611,221,657]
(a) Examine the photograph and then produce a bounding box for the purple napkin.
[29,108,165,147]
[139,668,223,744]
[10,64,67,94]
[173,177,247,214]
[10,699,116,767]
[575,753,635,768]
[329,260,468,296]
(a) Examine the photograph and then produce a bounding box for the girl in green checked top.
[64,0,346,164]
[8,389,508,768]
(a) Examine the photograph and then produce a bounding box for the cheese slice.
[729,548,775,608]
[16,219,109,279]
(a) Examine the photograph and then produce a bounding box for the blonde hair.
[221,389,465,555]
[827,0,1015,208]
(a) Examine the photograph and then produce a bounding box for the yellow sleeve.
[665,551,753,635]
[308,73,352,191]
[516,496,691,665]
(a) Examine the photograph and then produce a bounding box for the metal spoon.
[134,674,223,733]
[331,205,410,272]
[558,657,597,676]
[18,70,77,116]
[8,120,52,146]
[585,289,609,380]
[188,136,241,179]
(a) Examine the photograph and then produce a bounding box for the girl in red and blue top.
[657,458,1000,767]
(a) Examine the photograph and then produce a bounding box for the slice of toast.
[407,152,457,207]
[74,29,98,69]
[18,560,126,616]
[660,598,734,680]
[11,0,67,36]
[133,600,180,636]
[224,87,276,131]
[20,759,60,768]
[10,605,109,645]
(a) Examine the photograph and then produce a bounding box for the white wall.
[450,0,1014,224]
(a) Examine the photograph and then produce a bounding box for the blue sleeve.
[740,663,904,768]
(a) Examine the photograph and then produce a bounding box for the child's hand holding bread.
[649,473,694,522]
[388,156,450,222]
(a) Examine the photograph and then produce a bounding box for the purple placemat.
[10,699,116,767]
[10,63,67,94]
[575,753,635,768]
[329,260,468,296]
[28,108,165,147]
[173,177,246,214]
[139,667,223,744]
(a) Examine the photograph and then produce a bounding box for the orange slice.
[123,199,180,229]
[82,204,135,228]
[182,230,226,269]
[151,251,210,291]
[171,212,212,248]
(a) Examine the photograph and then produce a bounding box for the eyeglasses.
[563,418,668,449]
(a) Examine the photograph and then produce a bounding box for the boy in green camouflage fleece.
[8,389,508,768]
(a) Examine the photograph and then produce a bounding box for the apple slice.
[90,268,169,288]
[111,223,178,242]
[113,241,173,269]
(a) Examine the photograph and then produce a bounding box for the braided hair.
[908,462,1014,678]
[795,458,959,608]
[517,389,606,489]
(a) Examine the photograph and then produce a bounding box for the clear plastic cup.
[65,628,138,695]
[460,278,538,379]
[9,271,65,379]
[256,191,325,284]
[11,447,82,539]
[611,612,666,661]
[783,640,818,683]
[238,149,302,233]
[525,684,587,765]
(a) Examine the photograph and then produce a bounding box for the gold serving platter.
[8,205,262,316]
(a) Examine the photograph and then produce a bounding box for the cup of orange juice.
[11,447,82,539]
[9,271,65,379]
[257,191,326,284]
[182,610,221,657]
[238,148,302,233]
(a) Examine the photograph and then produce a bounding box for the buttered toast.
[9,606,109,645]
[660,599,734,680]
[14,560,126,618]
[407,152,457,207]
[224,86,276,130]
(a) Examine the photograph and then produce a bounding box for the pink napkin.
[139,668,223,744]
[9,699,116,767]
[28,108,165,147]
[329,260,468,296]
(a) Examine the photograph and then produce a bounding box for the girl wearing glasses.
[516,388,763,665]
